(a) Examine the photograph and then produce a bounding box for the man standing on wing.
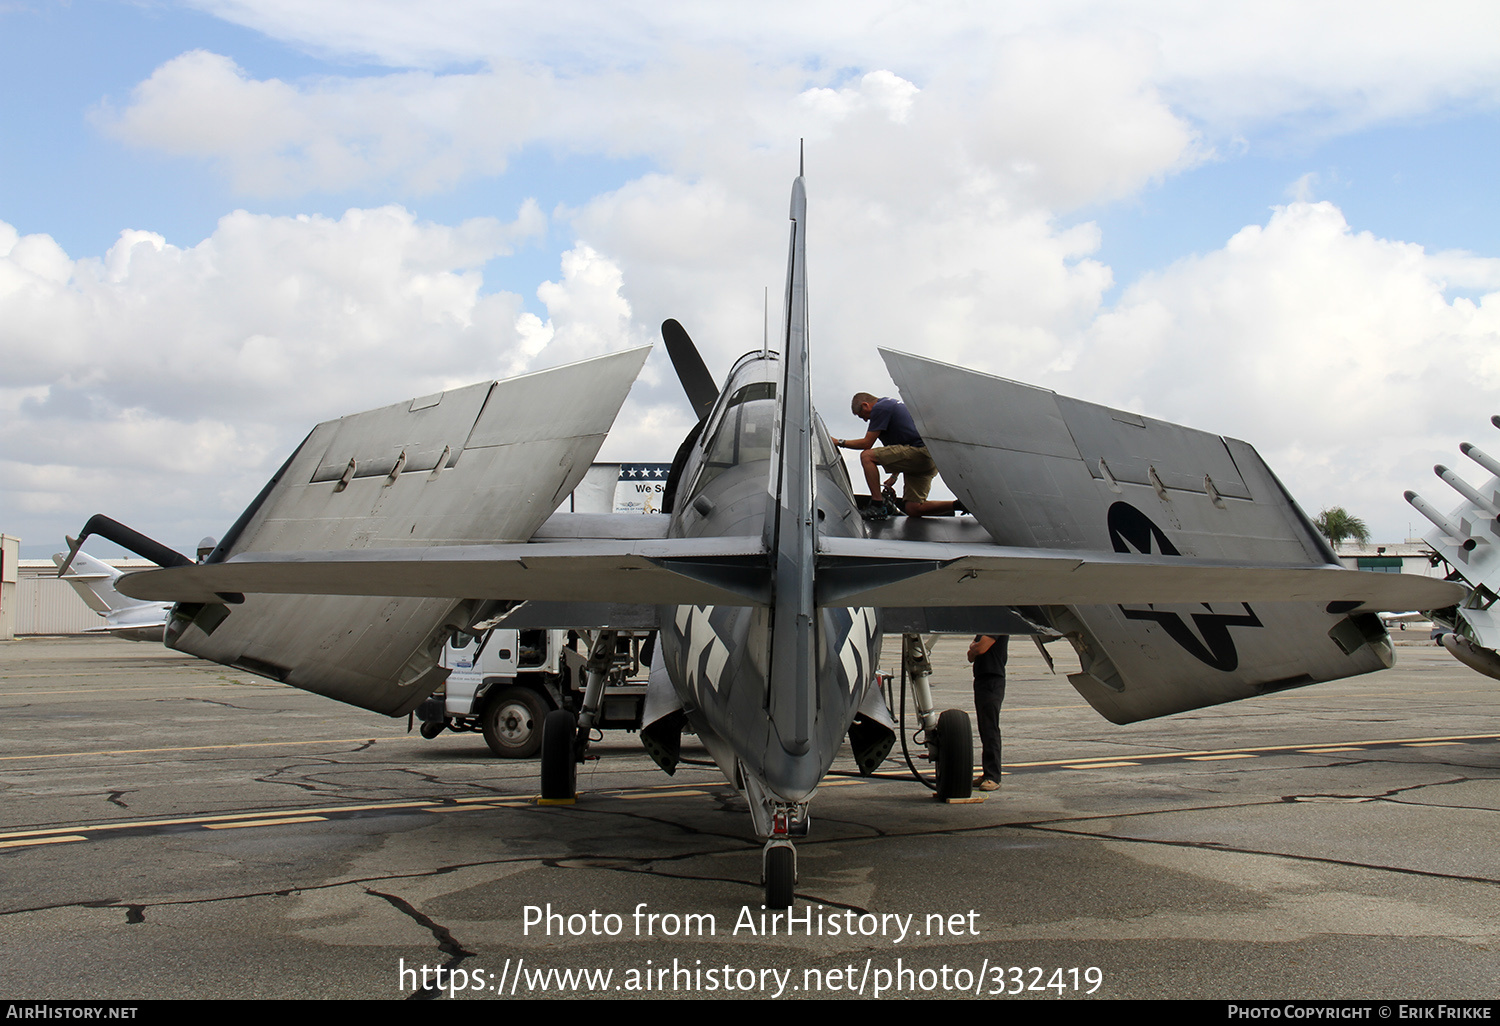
[833,392,953,517]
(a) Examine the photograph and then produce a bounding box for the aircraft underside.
[661,602,882,806]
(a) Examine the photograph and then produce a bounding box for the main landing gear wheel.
[763,844,795,909]
[933,708,973,801]
[481,686,547,759]
[539,709,577,802]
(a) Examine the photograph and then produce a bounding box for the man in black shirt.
[832,392,953,517]
[967,634,1009,791]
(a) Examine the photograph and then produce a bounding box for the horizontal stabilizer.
[879,606,1051,635]
[119,537,770,608]
[494,601,660,630]
[816,537,1462,611]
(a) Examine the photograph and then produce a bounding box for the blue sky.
[4,1,1500,558]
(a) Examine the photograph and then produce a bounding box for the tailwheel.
[932,708,973,801]
[763,842,796,909]
[539,709,578,803]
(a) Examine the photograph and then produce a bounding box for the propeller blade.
[661,319,719,422]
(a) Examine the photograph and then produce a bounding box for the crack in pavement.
[366,887,474,1001]
[2,856,554,918]
[1278,775,1488,806]
[153,697,255,710]
[1013,821,1500,886]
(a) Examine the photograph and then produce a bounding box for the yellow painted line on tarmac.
[1401,741,1464,748]
[267,800,439,816]
[1006,732,1497,769]
[0,835,86,849]
[0,737,392,761]
[0,800,443,842]
[1061,761,1140,769]
[617,790,707,801]
[1184,753,1260,761]
[0,683,277,697]
[1298,747,1365,753]
[817,778,864,787]
[204,816,327,830]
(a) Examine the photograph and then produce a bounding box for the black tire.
[933,708,973,800]
[764,846,795,909]
[419,720,445,740]
[481,686,549,759]
[540,709,577,800]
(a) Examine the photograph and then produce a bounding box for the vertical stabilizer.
[766,175,816,756]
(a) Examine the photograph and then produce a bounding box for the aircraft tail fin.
[52,550,126,616]
[765,173,817,755]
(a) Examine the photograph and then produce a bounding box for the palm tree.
[1315,507,1370,547]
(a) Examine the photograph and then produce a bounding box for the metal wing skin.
[154,347,651,716]
[879,349,1464,724]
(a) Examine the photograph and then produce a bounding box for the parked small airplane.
[66,170,1459,907]
[52,549,170,642]
[1405,422,1500,679]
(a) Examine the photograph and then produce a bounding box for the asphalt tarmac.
[1,633,1496,1001]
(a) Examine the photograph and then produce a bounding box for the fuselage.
[658,351,880,802]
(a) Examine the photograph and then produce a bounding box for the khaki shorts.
[867,444,937,503]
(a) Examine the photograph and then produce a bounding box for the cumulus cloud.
[1050,201,1500,537]
[14,1,1500,552]
[100,31,1205,209]
[181,2,1500,130]
[0,202,552,544]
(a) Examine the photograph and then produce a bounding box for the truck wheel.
[481,686,548,759]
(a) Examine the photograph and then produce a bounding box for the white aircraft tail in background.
[52,549,170,643]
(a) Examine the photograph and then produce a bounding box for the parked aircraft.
[52,550,170,642]
[1405,421,1500,679]
[67,172,1459,907]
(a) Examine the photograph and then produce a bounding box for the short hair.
[851,392,878,415]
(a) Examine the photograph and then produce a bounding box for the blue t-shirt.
[868,397,924,447]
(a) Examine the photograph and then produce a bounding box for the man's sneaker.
[974,776,1001,792]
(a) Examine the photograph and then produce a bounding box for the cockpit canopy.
[678,351,852,509]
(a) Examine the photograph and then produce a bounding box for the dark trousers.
[973,674,1006,781]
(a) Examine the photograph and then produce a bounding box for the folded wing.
[880,349,1463,723]
[161,347,653,715]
